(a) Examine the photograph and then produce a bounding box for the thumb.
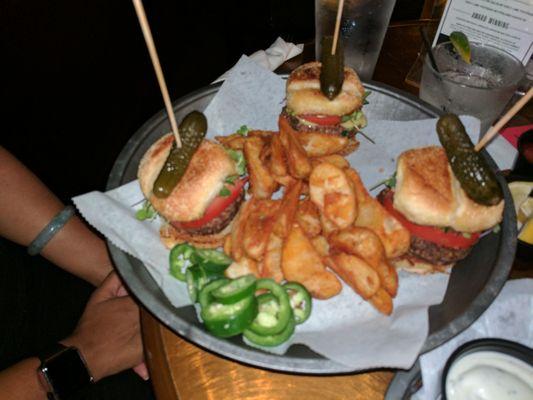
[88,272,124,305]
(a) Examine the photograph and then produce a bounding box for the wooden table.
[139,20,532,400]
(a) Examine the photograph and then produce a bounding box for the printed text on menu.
[433,0,533,64]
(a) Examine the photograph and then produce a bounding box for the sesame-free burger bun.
[286,61,365,116]
[393,146,503,233]
[137,134,237,222]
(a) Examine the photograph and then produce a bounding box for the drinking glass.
[315,0,397,81]
[419,41,526,138]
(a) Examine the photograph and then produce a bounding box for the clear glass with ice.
[315,0,397,81]
[420,42,526,137]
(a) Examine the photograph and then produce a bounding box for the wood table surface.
[138,20,532,400]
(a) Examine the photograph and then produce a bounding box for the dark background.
[2,0,424,201]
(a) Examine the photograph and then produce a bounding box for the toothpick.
[132,0,182,148]
[475,87,533,152]
[331,0,345,55]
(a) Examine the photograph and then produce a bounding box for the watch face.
[40,348,93,399]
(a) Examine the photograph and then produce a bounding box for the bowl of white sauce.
[442,339,533,399]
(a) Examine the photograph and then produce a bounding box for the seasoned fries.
[214,121,410,315]
[329,253,380,300]
[282,225,341,299]
[298,132,349,157]
[310,163,357,229]
[345,168,410,259]
[242,200,280,260]
[244,137,278,199]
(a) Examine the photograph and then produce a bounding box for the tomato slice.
[380,190,479,249]
[172,178,247,230]
[298,114,342,126]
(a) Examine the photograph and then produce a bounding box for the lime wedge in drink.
[450,31,471,64]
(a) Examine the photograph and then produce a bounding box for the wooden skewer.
[475,87,533,151]
[132,0,182,148]
[331,0,345,55]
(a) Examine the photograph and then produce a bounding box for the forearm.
[0,147,112,285]
[0,358,46,400]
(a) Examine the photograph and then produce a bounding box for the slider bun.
[393,146,503,233]
[138,134,237,222]
[159,222,232,249]
[286,62,365,116]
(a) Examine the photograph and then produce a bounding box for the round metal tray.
[106,80,516,374]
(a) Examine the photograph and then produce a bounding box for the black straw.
[419,26,440,73]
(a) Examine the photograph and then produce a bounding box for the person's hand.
[61,272,147,381]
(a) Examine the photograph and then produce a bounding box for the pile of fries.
[216,122,410,315]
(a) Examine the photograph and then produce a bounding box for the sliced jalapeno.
[169,243,196,281]
[248,279,292,336]
[283,282,312,324]
[186,265,208,303]
[211,274,257,305]
[195,248,233,274]
[244,316,296,347]
[199,279,258,338]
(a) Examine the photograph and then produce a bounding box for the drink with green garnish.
[420,40,526,138]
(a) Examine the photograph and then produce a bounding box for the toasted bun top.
[393,146,503,233]
[138,135,237,222]
[286,62,365,116]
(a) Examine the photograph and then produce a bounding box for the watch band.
[37,343,93,400]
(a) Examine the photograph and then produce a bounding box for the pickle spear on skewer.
[437,114,503,206]
[320,35,344,100]
[153,111,208,198]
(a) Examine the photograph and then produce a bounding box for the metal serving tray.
[106,80,516,374]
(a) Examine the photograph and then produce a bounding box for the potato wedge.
[244,136,278,199]
[329,253,380,300]
[282,225,341,299]
[248,130,275,141]
[310,163,357,229]
[272,181,302,238]
[345,168,410,259]
[279,116,312,179]
[329,227,385,269]
[369,288,393,315]
[215,134,246,150]
[223,234,232,256]
[242,199,280,261]
[376,260,398,298]
[298,132,349,157]
[296,199,322,238]
[269,134,288,177]
[262,233,284,283]
[311,235,330,257]
[225,257,260,279]
[311,154,350,170]
[231,199,256,261]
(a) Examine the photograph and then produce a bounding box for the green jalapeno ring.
[283,282,312,325]
[211,274,257,305]
[199,279,258,338]
[169,243,196,281]
[243,316,296,347]
[248,279,292,336]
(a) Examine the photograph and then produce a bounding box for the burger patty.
[173,190,245,236]
[281,109,357,139]
[408,235,472,265]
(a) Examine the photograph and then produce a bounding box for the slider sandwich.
[138,133,246,249]
[379,146,504,273]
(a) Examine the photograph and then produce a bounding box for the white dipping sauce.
[446,351,533,400]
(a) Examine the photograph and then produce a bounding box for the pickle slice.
[320,35,344,100]
[153,111,208,198]
[437,114,503,206]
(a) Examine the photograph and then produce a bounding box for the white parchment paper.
[73,55,516,370]
[414,279,533,400]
